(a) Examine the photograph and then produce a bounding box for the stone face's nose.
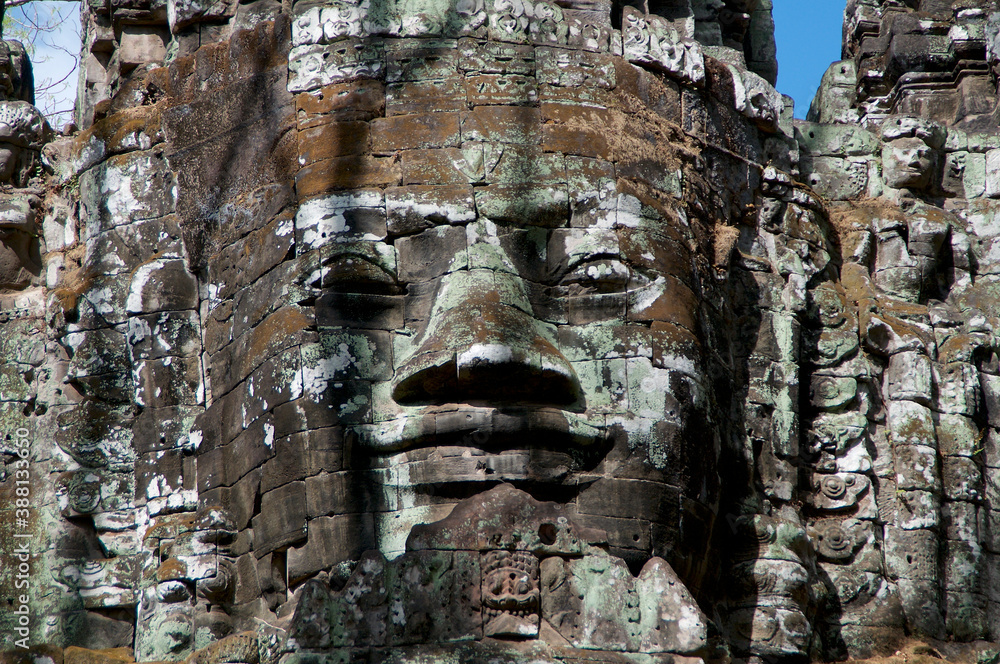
[906,149,926,167]
[392,268,581,405]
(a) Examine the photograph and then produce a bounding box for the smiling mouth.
[351,406,610,455]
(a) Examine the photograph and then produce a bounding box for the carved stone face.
[0,196,40,289]
[0,101,51,186]
[0,228,34,288]
[297,49,718,580]
[0,44,13,100]
[0,143,19,182]
[882,137,936,190]
[692,0,725,20]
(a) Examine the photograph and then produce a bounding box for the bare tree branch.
[5,0,80,127]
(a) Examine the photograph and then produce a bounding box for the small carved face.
[883,137,936,190]
[0,143,19,182]
[0,44,12,100]
[692,0,725,19]
[482,550,540,637]
[0,42,33,103]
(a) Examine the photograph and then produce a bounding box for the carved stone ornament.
[0,100,50,149]
[482,550,540,637]
[622,6,705,84]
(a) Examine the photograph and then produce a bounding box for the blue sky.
[773,0,848,119]
[12,1,80,128]
[22,0,846,126]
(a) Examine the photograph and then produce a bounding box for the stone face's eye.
[560,259,630,294]
[320,255,398,294]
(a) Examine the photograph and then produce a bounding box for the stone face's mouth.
[352,406,609,455]
[899,164,928,178]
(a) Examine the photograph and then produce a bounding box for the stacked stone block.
[832,1,1000,131]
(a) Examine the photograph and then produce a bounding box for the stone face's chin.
[289,485,712,657]
[889,165,931,189]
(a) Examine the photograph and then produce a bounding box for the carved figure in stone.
[0,100,49,186]
[482,550,539,637]
[0,40,35,104]
[252,1,783,660]
[0,194,41,289]
[282,26,728,652]
[0,0,794,651]
[880,117,945,193]
[0,59,48,291]
[690,0,724,45]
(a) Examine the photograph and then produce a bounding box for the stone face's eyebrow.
[386,185,476,231]
[295,189,388,250]
[321,240,398,276]
[547,228,621,277]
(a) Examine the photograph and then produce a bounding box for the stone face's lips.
[392,343,582,405]
[383,450,578,485]
[352,406,608,454]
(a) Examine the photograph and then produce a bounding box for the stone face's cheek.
[552,209,707,470]
[572,355,629,414]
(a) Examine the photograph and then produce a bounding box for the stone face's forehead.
[290,0,613,56]
[288,0,714,93]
